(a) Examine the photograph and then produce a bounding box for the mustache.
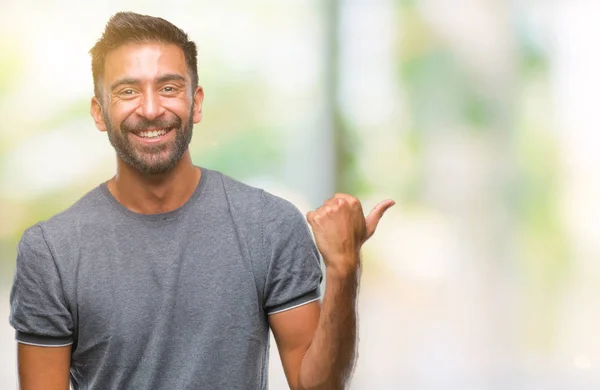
[120,115,183,134]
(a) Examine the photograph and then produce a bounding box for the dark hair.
[89,12,198,98]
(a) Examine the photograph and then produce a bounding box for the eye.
[161,85,180,94]
[119,88,137,96]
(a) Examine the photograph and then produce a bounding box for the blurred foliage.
[0,2,571,305]
[0,40,23,157]
[193,126,281,180]
[513,21,569,342]
[335,114,370,197]
[398,4,494,134]
[394,2,570,348]
[35,99,92,134]
[0,41,22,96]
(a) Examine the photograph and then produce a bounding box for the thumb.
[365,199,395,240]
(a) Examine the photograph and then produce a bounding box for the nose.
[138,90,166,121]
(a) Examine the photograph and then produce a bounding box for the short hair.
[89,12,198,98]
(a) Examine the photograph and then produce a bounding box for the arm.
[297,264,359,389]
[270,265,359,390]
[9,225,74,390]
[271,194,394,389]
[269,301,320,389]
[17,344,71,390]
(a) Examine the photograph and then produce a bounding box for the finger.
[324,198,343,207]
[333,193,356,204]
[333,193,361,211]
[365,199,395,239]
[306,210,316,225]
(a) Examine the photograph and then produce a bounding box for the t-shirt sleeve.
[9,225,74,347]
[262,194,323,315]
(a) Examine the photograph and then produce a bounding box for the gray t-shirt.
[9,167,322,389]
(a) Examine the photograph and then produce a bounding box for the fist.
[306,193,394,275]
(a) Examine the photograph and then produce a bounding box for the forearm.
[297,256,360,390]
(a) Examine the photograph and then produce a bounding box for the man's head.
[90,12,199,101]
[89,12,203,175]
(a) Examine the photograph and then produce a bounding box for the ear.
[90,97,107,132]
[192,86,204,124]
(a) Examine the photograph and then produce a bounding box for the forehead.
[103,42,188,84]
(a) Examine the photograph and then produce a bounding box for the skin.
[17,41,395,390]
[17,344,71,390]
[270,195,394,389]
[91,42,204,214]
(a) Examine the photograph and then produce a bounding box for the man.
[9,12,394,390]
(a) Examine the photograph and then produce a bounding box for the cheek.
[109,103,138,127]
[163,100,193,120]
[114,100,139,115]
[163,96,189,109]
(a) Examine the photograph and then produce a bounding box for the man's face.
[91,42,203,174]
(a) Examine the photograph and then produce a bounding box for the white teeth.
[138,129,168,138]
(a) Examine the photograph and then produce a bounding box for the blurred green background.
[1,0,599,388]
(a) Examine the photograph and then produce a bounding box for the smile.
[135,127,172,138]
[130,127,177,144]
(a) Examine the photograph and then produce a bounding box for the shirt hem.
[267,296,321,315]
[16,340,73,348]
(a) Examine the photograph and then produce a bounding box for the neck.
[106,151,201,214]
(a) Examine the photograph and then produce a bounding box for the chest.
[70,221,264,355]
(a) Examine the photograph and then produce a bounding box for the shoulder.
[206,168,303,220]
[22,185,107,250]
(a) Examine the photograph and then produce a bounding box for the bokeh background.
[1,0,599,388]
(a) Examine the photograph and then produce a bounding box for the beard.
[104,107,194,175]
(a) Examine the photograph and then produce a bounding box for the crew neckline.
[100,166,208,223]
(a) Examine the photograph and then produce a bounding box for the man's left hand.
[306,193,395,276]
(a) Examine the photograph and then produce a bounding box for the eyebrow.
[110,74,186,92]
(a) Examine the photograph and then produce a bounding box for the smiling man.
[9,12,394,390]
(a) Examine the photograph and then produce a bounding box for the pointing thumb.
[365,199,395,240]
